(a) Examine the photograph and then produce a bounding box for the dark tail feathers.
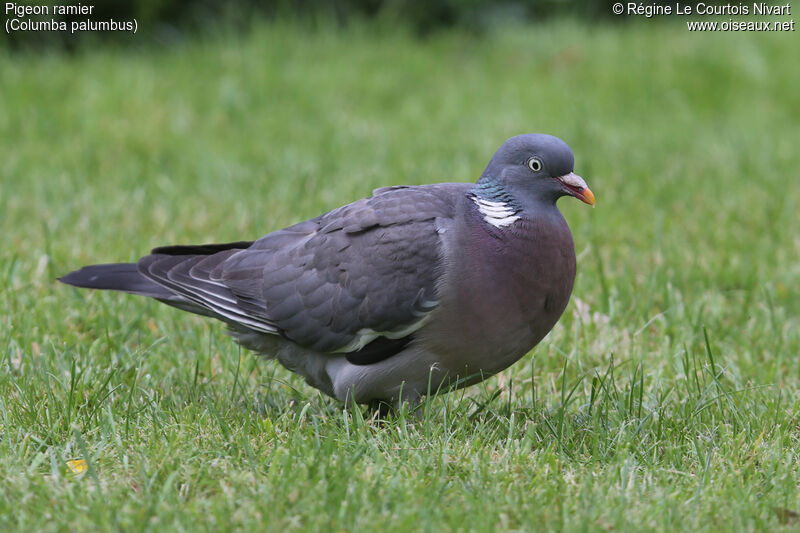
[59,240,256,316]
[59,263,174,299]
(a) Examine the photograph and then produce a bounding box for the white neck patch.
[471,196,520,228]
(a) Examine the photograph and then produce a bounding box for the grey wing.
[138,184,464,355]
[138,244,280,333]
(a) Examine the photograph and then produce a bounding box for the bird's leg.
[367,393,424,421]
[367,400,395,419]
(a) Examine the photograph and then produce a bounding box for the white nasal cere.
[471,197,520,228]
[558,173,587,189]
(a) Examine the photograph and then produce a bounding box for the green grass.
[2,19,800,531]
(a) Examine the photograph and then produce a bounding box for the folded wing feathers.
[135,185,457,356]
[139,253,278,333]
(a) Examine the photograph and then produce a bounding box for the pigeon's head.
[480,134,595,207]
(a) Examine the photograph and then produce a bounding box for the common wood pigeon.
[60,134,595,409]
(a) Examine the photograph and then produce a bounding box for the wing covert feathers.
[137,185,461,355]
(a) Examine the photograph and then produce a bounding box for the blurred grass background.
[2,7,800,532]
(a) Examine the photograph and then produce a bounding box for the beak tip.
[581,188,596,206]
[556,174,595,206]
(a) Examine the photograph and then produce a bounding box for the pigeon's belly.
[422,216,577,377]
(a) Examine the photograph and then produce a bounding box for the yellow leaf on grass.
[66,459,88,475]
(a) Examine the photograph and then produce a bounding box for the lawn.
[1,19,800,532]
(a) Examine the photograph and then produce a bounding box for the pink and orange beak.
[556,173,595,206]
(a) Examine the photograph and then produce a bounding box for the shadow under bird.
[60,134,595,409]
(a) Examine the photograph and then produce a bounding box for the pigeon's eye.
[527,157,543,172]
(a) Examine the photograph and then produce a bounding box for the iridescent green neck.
[470,176,520,208]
